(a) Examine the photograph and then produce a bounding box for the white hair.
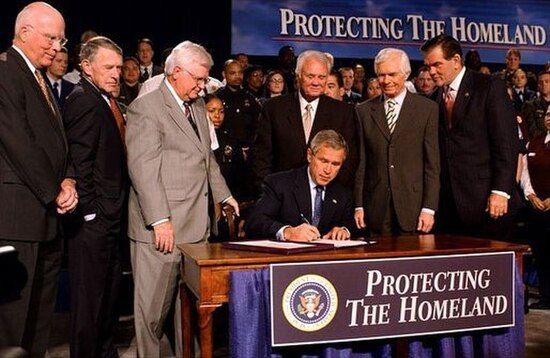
[164,40,213,75]
[374,48,411,78]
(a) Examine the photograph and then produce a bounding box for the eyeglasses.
[183,68,210,86]
[26,25,68,47]
[269,78,284,84]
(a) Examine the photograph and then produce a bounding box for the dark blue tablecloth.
[229,266,524,358]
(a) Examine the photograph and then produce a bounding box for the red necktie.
[109,97,126,145]
[444,87,455,129]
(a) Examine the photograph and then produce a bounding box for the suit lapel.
[287,93,308,144]
[292,168,312,222]
[319,184,338,230]
[9,48,68,150]
[371,97,391,141]
[160,84,204,152]
[391,92,412,140]
[433,87,448,131]
[453,70,473,127]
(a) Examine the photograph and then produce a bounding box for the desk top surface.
[178,234,529,267]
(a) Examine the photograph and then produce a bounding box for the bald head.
[13,2,66,69]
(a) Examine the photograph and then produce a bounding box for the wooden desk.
[178,234,528,358]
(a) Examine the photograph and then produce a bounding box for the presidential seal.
[282,274,338,332]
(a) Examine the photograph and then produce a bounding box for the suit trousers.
[68,217,121,358]
[371,195,411,236]
[0,237,62,357]
[130,239,183,358]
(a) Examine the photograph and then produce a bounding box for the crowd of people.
[1,2,550,357]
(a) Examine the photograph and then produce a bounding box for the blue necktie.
[312,186,323,227]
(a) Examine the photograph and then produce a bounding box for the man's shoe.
[528,301,550,310]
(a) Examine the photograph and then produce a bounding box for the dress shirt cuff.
[341,227,351,237]
[354,207,363,212]
[151,218,170,226]
[421,208,435,216]
[523,189,536,200]
[221,196,233,204]
[276,226,290,241]
[491,190,511,200]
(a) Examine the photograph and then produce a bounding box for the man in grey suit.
[126,40,239,357]
[354,48,440,236]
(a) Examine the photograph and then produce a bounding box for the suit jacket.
[433,69,520,226]
[62,78,127,223]
[0,47,71,241]
[126,82,231,244]
[245,166,356,238]
[139,64,163,83]
[511,87,536,113]
[45,75,75,110]
[252,93,358,190]
[354,92,440,232]
[343,90,362,105]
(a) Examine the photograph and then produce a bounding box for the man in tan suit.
[126,40,239,357]
[354,48,440,236]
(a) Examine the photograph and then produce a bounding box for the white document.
[228,240,317,249]
[313,239,368,248]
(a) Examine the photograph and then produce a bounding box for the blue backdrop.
[232,0,550,65]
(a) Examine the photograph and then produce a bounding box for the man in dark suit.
[62,36,127,358]
[246,130,355,242]
[136,38,163,83]
[44,46,74,110]
[354,48,440,236]
[0,2,78,356]
[421,34,521,240]
[252,50,358,193]
[339,67,362,105]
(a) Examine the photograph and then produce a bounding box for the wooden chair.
[222,200,255,241]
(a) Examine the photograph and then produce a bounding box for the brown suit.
[354,92,440,234]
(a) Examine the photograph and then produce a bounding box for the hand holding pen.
[282,214,322,242]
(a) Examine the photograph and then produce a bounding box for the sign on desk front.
[270,252,515,346]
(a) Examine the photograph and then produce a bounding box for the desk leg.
[197,304,221,358]
[181,283,193,358]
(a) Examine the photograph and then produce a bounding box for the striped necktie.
[386,99,397,133]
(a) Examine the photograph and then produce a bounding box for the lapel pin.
[332,199,337,204]
[464,92,470,97]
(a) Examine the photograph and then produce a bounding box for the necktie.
[35,70,56,114]
[444,87,455,129]
[183,102,201,140]
[312,185,323,227]
[142,68,149,81]
[109,97,126,145]
[386,99,397,133]
[52,82,60,101]
[518,90,524,102]
[303,103,312,142]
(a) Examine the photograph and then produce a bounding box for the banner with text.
[270,252,515,346]
[232,0,550,64]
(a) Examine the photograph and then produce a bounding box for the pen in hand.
[300,213,321,240]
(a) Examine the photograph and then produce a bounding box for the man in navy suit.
[44,46,74,110]
[62,36,127,358]
[0,2,78,356]
[246,130,355,242]
[421,34,521,240]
